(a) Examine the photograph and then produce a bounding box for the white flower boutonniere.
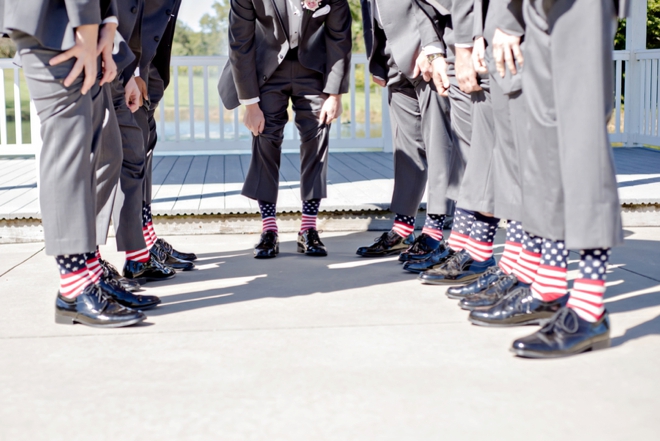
[302,0,321,12]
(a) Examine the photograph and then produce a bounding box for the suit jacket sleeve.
[104,0,119,19]
[64,0,102,28]
[322,0,352,95]
[228,0,260,101]
[452,0,475,46]
[414,0,446,53]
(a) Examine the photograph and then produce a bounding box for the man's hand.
[472,37,488,75]
[492,28,524,78]
[455,46,482,93]
[49,24,99,95]
[243,103,265,136]
[97,23,117,86]
[372,75,387,88]
[319,94,342,125]
[414,52,433,82]
[124,76,142,112]
[133,76,148,103]
[431,56,450,97]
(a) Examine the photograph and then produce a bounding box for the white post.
[623,1,648,146]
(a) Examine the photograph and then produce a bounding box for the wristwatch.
[427,53,444,63]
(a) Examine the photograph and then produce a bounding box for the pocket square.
[312,4,331,18]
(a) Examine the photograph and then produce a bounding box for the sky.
[178,1,217,32]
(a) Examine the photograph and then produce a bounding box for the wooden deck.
[0,148,658,220]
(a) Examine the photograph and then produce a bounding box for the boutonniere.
[302,0,322,12]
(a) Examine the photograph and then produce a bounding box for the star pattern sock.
[465,213,499,262]
[56,254,94,298]
[301,199,320,232]
[258,200,278,233]
[86,247,104,284]
[515,232,542,284]
[421,213,445,241]
[142,204,156,249]
[530,239,569,302]
[499,220,524,275]
[392,213,416,238]
[447,208,475,251]
[567,248,611,322]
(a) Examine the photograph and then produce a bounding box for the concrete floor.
[1,228,659,440]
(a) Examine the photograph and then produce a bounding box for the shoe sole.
[510,338,611,359]
[468,316,551,328]
[297,245,328,257]
[357,249,405,258]
[419,273,484,286]
[254,246,279,259]
[55,313,146,328]
[142,273,176,283]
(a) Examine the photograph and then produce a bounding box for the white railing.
[2,50,660,156]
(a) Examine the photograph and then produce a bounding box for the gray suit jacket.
[218,0,352,110]
[114,0,143,79]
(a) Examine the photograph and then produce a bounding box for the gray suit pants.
[13,33,100,256]
[241,59,330,204]
[521,0,623,249]
[445,80,472,203]
[388,78,454,216]
[109,78,148,251]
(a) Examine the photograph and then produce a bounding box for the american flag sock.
[499,220,524,275]
[258,200,278,234]
[567,248,610,322]
[447,207,475,251]
[56,254,94,298]
[465,213,499,262]
[144,204,158,244]
[392,213,415,238]
[421,213,445,241]
[515,232,542,284]
[126,247,151,263]
[86,247,104,284]
[531,239,569,302]
[301,199,320,232]
[142,204,156,249]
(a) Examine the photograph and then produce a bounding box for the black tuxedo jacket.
[218,0,352,110]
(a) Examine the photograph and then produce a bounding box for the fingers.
[493,45,505,78]
[81,61,97,95]
[413,64,420,79]
[422,70,432,82]
[513,44,525,69]
[319,107,328,125]
[63,58,84,88]
[50,48,76,66]
[504,45,517,76]
[99,60,117,86]
[257,117,265,134]
[440,70,450,91]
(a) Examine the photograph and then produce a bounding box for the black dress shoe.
[151,243,195,271]
[297,228,328,256]
[254,231,279,258]
[402,245,455,273]
[398,233,442,262]
[459,274,523,310]
[511,308,611,358]
[99,258,145,291]
[446,266,503,299]
[356,230,415,257]
[98,278,161,310]
[123,255,176,282]
[156,238,197,262]
[418,250,496,285]
[468,286,567,327]
[55,284,146,328]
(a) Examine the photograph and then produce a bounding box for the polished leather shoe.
[446,266,503,299]
[459,273,523,310]
[402,245,455,273]
[123,255,176,282]
[418,250,496,285]
[511,308,611,358]
[469,286,567,327]
[151,243,195,271]
[356,230,415,257]
[98,278,161,310]
[398,234,442,262]
[55,285,146,328]
[254,231,279,258]
[99,258,144,291]
[156,238,197,261]
[297,228,328,256]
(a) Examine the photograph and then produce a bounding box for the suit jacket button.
[154,36,160,42]
[131,6,137,13]
[263,75,267,81]
[166,9,172,15]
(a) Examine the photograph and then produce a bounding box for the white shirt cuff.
[134,67,140,77]
[455,43,474,48]
[240,97,260,105]
[423,44,445,56]
[102,16,119,25]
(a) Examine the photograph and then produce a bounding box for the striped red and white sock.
[258,200,278,234]
[567,248,610,322]
[530,239,569,301]
[498,221,523,274]
[86,249,104,284]
[142,225,156,249]
[515,233,542,284]
[126,247,151,263]
[392,213,415,238]
[465,213,498,262]
[447,207,475,251]
[142,204,157,247]
[421,213,445,241]
[56,254,94,298]
[301,199,320,232]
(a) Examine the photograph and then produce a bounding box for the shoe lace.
[157,238,173,253]
[307,229,322,245]
[99,258,120,278]
[542,308,579,335]
[440,251,466,273]
[502,287,531,312]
